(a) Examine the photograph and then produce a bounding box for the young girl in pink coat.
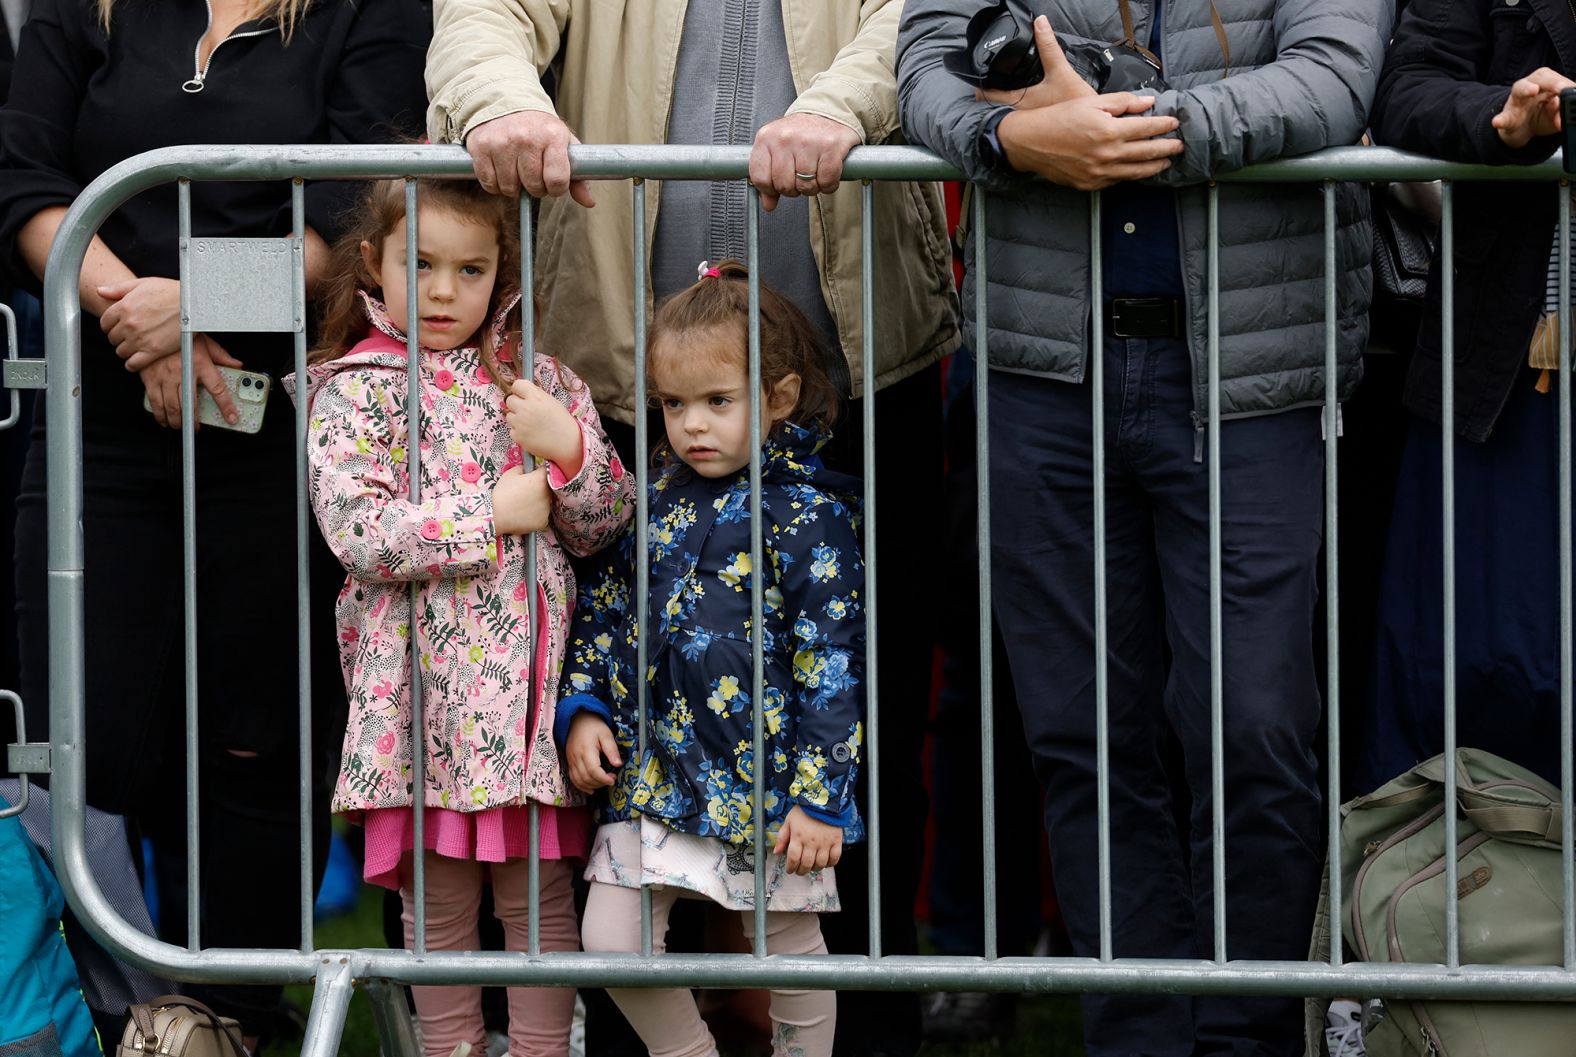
[289,178,631,1057]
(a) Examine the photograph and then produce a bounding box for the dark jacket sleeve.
[302,0,431,242]
[1371,0,1558,165]
[557,525,636,743]
[895,0,1023,193]
[0,0,99,288]
[1146,0,1394,184]
[770,492,866,826]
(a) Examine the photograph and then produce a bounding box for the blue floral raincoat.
[557,423,867,848]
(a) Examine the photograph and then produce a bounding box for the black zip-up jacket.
[0,0,428,416]
[1373,0,1576,441]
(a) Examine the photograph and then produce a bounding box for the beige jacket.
[427,0,959,424]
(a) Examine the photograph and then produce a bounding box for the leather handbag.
[116,996,247,1057]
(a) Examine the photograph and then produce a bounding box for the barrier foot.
[300,960,356,1057]
[365,977,422,1057]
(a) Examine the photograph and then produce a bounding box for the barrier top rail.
[34,142,1576,1006]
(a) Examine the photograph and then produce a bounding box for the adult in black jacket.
[1359,0,1576,791]
[0,0,427,1041]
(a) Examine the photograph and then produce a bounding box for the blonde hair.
[96,0,311,40]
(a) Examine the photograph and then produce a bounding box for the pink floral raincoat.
[288,295,632,816]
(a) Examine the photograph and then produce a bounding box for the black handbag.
[1371,180,1440,307]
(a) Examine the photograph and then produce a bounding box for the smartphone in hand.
[142,365,271,433]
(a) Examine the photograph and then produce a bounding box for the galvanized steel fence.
[7,143,1576,1053]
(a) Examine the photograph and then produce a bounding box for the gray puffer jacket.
[897,0,1394,420]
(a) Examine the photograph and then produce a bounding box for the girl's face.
[651,324,800,479]
[361,203,501,351]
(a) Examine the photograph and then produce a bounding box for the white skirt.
[584,817,839,913]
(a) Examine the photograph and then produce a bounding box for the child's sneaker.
[1324,998,1366,1057]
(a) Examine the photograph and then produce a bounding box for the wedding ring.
[794,170,817,181]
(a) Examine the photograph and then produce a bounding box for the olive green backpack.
[1310,748,1576,1057]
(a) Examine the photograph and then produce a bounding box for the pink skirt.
[361,803,593,890]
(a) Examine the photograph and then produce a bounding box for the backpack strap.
[1458,793,1563,845]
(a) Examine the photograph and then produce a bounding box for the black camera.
[943,0,1167,96]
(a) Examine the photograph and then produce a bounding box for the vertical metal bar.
[1561,183,1574,970]
[1207,183,1226,964]
[298,961,356,1057]
[521,196,542,958]
[405,177,427,955]
[1440,181,1459,969]
[860,180,882,960]
[973,190,997,962]
[0,302,19,431]
[1090,190,1112,963]
[177,178,201,953]
[748,186,767,957]
[363,978,422,1057]
[292,179,313,953]
[633,178,654,958]
[1323,182,1343,967]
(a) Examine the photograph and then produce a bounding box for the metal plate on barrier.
[184,237,302,333]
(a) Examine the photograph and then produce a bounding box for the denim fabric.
[990,337,1325,1057]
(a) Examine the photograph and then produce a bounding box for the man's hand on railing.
[976,15,1095,111]
[749,113,861,212]
[100,276,198,371]
[138,334,241,430]
[505,377,584,477]
[565,711,622,794]
[492,464,553,536]
[773,806,843,876]
[1493,68,1576,149]
[465,110,597,207]
[996,93,1182,191]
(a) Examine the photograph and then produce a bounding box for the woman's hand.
[505,379,584,476]
[139,335,243,429]
[773,806,844,875]
[1493,68,1576,149]
[492,465,553,535]
[565,711,621,793]
[99,276,191,370]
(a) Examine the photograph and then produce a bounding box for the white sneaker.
[1324,998,1366,1057]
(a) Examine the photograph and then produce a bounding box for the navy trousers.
[990,336,1325,1057]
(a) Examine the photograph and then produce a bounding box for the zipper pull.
[182,73,206,93]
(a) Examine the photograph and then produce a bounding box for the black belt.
[1105,297,1183,339]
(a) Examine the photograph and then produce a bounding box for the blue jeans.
[990,336,1325,1057]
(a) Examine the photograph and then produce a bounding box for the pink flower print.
[368,594,388,619]
[340,626,359,643]
[512,581,530,602]
[503,444,523,471]
[426,563,442,576]
[371,678,394,699]
[514,717,529,735]
[609,455,625,481]
[375,731,396,755]
[438,466,451,481]
[420,519,441,541]
[433,368,455,392]
[460,461,483,484]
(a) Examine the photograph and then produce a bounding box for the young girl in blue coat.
[558,260,865,1057]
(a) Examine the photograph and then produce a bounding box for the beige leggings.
[581,881,836,1057]
[398,852,579,1057]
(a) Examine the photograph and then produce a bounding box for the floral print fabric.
[560,424,867,849]
[289,294,633,815]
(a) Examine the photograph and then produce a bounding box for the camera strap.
[1114,0,1231,77]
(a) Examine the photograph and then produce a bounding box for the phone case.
[142,365,271,434]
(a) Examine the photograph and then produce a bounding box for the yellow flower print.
[390,445,406,464]
[707,797,730,825]
[471,786,488,805]
[469,645,485,664]
[719,552,752,590]
[355,437,372,455]
[706,675,742,716]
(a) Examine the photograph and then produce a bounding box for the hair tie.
[697,259,722,280]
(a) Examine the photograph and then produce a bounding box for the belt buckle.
[1109,297,1178,339]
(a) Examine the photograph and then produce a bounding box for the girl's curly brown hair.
[309,179,523,389]
[647,259,843,438]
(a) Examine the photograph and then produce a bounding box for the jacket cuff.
[428,67,557,145]
[554,693,613,746]
[799,802,856,828]
[787,75,879,143]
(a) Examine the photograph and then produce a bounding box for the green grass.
[268,888,1087,1057]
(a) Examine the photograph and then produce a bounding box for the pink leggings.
[398,853,579,1057]
[581,882,836,1057]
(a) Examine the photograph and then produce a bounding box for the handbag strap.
[1113,0,1229,76]
[138,995,249,1057]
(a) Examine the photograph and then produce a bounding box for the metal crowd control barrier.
[18,142,1576,1054]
